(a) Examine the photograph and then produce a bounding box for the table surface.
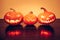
[0,19,60,40]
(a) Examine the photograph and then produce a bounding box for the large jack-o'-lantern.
[23,11,37,25]
[4,8,23,25]
[38,7,56,24]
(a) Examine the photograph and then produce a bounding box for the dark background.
[0,19,60,40]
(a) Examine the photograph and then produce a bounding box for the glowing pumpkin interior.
[38,7,56,24]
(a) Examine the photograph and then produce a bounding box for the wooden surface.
[0,19,60,40]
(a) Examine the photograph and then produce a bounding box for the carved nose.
[46,18,50,21]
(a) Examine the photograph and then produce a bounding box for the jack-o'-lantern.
[38,7,56,24]
[4,8,23,25]
[23,11,37,25]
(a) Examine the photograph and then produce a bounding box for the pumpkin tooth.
[6,19,9,22]
[45,21,50,23]
[9,20,15,23]
[46,18,50,21]
[44,20,52,23]
[41,15,45,18]
[15,20,20,22]
[41,20,50,23]
[50,19,55,22]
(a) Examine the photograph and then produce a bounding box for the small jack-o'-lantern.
[38,7,56,24]
[4,8,23,25]
[23,11,37,25]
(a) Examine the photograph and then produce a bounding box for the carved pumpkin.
[23,11,37,25]
[38,7,56,24]
[4,8,23,25]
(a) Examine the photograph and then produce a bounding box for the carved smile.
[5,19,20,24]
[40,19,55,23]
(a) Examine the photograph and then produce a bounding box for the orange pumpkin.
[4,8,23,25]
[23,11,37,25]
[38,7,56,24]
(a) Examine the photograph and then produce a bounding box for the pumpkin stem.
[41,7,47,12]
[30,11,33,14]
[10,8,15,12]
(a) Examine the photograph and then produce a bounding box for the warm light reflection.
[7,30,21,37]
[15,30,21,35]
[40,30,52,38]
[38,25,54,39]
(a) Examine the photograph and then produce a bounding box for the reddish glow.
[15,30,21,35]
[8,31,15,37]
[40,30,52,38]
[7,30,21,37]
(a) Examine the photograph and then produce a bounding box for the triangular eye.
[7,13,10,16]
[49,14,54,17]
[41,15,45,18]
